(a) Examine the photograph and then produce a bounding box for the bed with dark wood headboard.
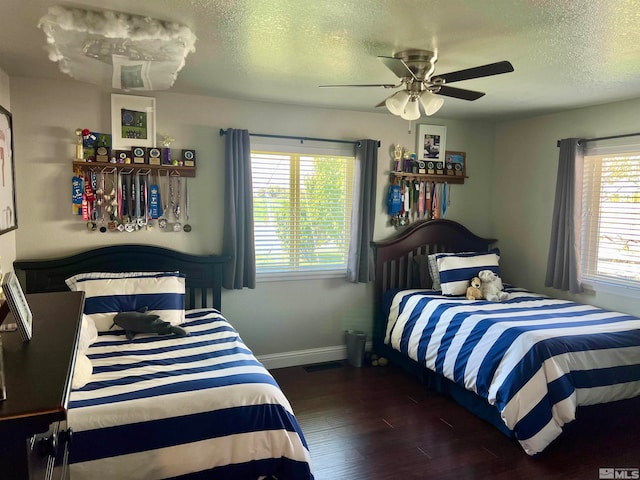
[370,219,640,456]
[14,244,228,310]
[371,219,496,353]
[11,245,314,480]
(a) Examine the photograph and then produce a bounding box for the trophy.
[75,129,84,161]
[161,135,175,165]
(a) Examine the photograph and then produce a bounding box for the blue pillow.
[436,249,500,296]
[66,272,185,332]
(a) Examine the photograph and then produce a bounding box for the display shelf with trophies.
[73,130,197,178]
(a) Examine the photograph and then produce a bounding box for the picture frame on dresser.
[2,271,33,342]
[111,94,156,149]
[0,104,17,235]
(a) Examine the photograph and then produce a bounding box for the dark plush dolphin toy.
[112,307,189,340]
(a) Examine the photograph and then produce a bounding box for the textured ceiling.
[2,0,640,120]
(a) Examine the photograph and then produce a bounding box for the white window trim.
[251,139,356,280]
[257,270,347,282]
[580,140,640,294]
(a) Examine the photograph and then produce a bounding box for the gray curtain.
[545,138,584,293]
[347,139,378,283]
[222,129,256,289]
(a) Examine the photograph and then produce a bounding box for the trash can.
[345,330,367,367]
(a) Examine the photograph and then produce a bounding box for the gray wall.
[11,77,496,356]
[493,98,640,316]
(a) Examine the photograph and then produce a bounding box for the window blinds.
[251,149,355,275]
[581,148,640,286]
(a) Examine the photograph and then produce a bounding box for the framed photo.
[2,271,32,342]
[0,105,17,235]
[416,124,447,163]
[111,94,156,149]
[445,150,466,177]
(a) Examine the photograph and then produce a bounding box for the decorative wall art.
[111,94,156,149]
[0,105,17,235]
[444,150,466,177]
[38,6,196,91]
[416,124,447,166]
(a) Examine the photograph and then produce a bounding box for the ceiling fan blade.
[435,85,485,101]
[378,56,417,80]
[434,61,514,84]
[319,83,398,88]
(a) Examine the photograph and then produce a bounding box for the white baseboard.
[257,342,372,370]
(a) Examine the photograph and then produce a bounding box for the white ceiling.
[2,0,640,121]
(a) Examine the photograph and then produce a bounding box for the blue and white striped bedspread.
[385,288,640,455]
[68,309,314,480]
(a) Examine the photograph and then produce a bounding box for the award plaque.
[132,146,147,164]
[446,161,454,176]
[444,151,466,177]
[182,149,196,167]
[113,149,131,164]
[427,161,435,175]
[96,146,110,163]
[418,160,426,174]
[435,161,444,175]
[148,147,161,165]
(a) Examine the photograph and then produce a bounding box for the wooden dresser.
[0,291,84,480]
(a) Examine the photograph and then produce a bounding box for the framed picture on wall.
[111,94,156,149]
[445,150,466,177]
[0,105,17,235]
[416,124,447,163]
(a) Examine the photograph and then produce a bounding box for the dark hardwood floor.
[271,362,640,480]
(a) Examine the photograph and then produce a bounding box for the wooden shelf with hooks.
[390,171,466,184]
[72,161,196,177]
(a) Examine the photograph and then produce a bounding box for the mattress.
[68,309,314,479]
[385,288,640,455]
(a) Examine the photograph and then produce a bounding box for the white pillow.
[72,354,93,390]
[436,249,500,296]
[77,314,98,354]
[67,272,186,332]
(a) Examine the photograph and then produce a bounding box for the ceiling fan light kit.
[385,90,410,116]
[420,92,445,116]
[320,49,514,120]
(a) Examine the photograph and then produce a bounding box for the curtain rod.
[219,128,379,147]
[556,131,640,147]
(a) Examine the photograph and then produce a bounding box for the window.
[251,139,355,279]
[581,143,640,293]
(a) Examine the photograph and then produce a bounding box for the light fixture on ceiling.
[384,86,444,120]
[38,6,196,91]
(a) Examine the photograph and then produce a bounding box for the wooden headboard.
[13,245,230,311]
[370,219,496,350]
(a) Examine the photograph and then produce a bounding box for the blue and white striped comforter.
[385,288,640,455]
[69,309,314,480]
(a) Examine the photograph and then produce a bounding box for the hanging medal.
[171,175,182,232]
[123,173,135,232]
[158,171,168,230]
[135,174,146,229]
[72,175,83,216]
[148,173,161,224]
[183,178,192,232]
[442,182,447,218]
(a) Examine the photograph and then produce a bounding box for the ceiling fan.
[320,49,514,120]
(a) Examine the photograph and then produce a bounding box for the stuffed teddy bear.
[466,276,483,300]
[478,270,509,302]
